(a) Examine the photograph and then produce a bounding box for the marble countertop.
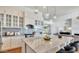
[2,35,25,38]
[23,36,73,53]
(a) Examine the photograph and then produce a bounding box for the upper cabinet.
[19,17,24,27]
[6,14,12,27]
[0,7,24,28]
[13,16,18,27]
[0,14,4,26]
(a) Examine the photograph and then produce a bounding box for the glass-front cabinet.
[6,14,12,27]
[0,14,4,26]
[19,17,24,28]
[0,12,24,36]
[0,13,24,28]
[13,16,18,27]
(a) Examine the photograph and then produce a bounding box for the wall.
[23,7,44,36]
[56,8,79,34]
[0,6,24,16]
[24,7,43,26]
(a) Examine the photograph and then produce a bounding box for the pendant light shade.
[34,9,39,14]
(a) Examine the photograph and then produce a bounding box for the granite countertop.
[23,36,73,53]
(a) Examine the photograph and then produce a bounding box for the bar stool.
[74,41,79,43]
[64,45,76,53]
[70,41,79,51]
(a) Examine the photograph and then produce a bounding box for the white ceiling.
[26,6,79,17]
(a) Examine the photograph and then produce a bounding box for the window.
[35,20,40,25]
[13,16,18,27]
[19,17,24,27]
[38,20,40,25]
[64,18,72,32]
[66,18,72,27]
[35,20,37,25]
[0,14,4,26]
[6,15,11,27]
[35,20,43,26]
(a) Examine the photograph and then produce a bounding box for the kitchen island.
[22,36,73,53]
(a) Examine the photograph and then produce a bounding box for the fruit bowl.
[43,35,51,41]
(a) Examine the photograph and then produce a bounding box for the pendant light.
[53,6,57,19]
[43,6,50,19]
[34,7,39,14]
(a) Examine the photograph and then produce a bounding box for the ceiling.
[26,6,79,19]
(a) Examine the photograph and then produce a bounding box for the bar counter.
[22,36,73,53]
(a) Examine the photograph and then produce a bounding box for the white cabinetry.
[2,37,11,50]
[11,37,22,48]
[2,36,24,52]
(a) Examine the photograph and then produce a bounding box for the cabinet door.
[2,37,23,52]
[11,37,22,49]
[2,38,11,50]
[11,37,25,52]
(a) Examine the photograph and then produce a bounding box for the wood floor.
[6,47,22,53]
[1,47,79,53]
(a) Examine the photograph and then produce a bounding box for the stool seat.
[64,45,76,53]
[69,41,79,51]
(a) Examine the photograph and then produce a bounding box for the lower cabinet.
[11,37,22,48]
[2,37,23,53]
[2,37,11,50]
